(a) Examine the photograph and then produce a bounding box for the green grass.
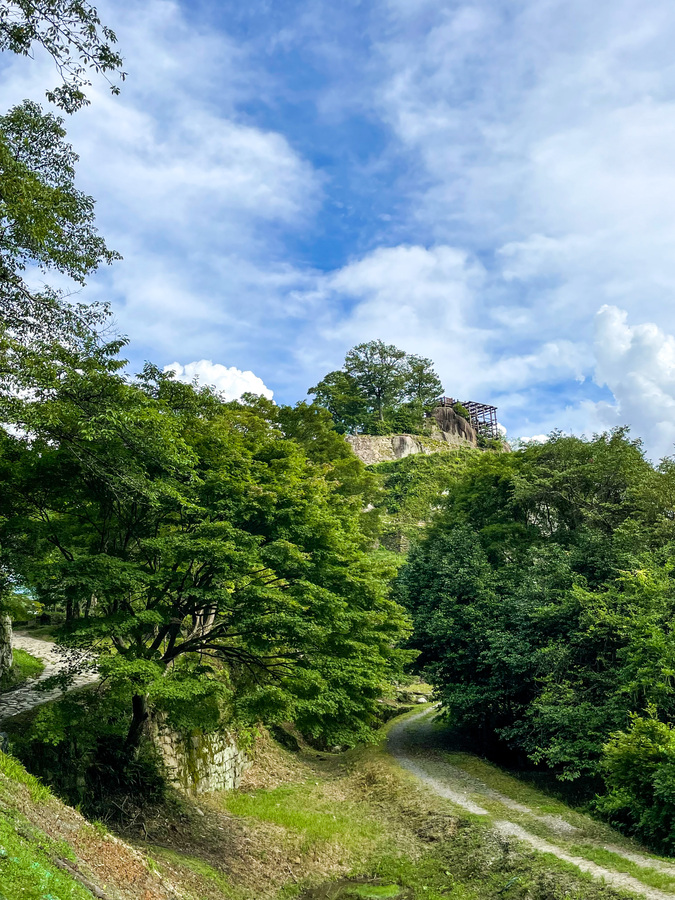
[568,844,675,892]
[149,845,234,893]
[0,751,52,805]
[353,886,402,898]
[0,813,90,900]
[0,648,44,690]
[224,782,381,855]
[13,648,45,679]
[432,739,675,894]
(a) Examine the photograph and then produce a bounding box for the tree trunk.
[0,615,13,677]
[65,596,80,621]
[125,693,150,752]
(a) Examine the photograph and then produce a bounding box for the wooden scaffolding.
[438,397,499,440]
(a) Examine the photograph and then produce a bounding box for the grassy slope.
[0,711,660,900]
[140,720,635,900]
[0,750,180,900]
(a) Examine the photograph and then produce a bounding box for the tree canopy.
[1,353,411,750]
[309,340,443,435]
[0,0,125,112]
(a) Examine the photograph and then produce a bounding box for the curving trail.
[0,634,97,721]
[388,707,675,900]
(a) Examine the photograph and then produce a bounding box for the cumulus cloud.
[164,360,273,401]
[587,306,675,458]
[294,243,589,413]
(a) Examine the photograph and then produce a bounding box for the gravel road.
[388,707,675,900]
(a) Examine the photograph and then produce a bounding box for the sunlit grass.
[0,647,45,689]
[0,750,52,804]
[568,844,675,892]
[224,782,381,855]
[149,845,234,893]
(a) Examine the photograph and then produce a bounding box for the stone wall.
[346,409,478,466]
[151,716,250,795]
[0,616,13,678]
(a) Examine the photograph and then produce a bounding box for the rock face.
[346,408,478,465]
[430,405,478,444]
[0,616,13,678]
[151,715,250,795]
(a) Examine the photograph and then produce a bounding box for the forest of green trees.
[5,0,675,866]
[396,432,675,851]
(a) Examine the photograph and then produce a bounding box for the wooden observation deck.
[438,397,499,440]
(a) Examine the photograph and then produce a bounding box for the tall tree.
[403,354,443,407]
[1,364,410,750]
[345,340,406,422]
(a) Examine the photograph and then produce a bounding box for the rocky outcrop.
[346,408,478,465]
[430,406,478,444]
[151,715,250,795]
[0,616,13,678]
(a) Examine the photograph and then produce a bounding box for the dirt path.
[388,708,675,900]
[0,634,97,721]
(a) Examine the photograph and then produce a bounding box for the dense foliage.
[309,340,443,435]
[0,350,411,749]
[372,450,478,550]
[395,431,675,851]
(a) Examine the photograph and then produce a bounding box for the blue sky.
[4,0,675,454]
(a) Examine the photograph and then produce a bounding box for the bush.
[598,710,675,852]
[5,688,167,820]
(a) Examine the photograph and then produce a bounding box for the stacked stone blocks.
[151,716,250,794]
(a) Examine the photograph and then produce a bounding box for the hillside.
[369,447,480,551]
[0,714,657,900]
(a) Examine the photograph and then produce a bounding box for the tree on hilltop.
[309,340,444,435]
[404,354,443,408]
[345,341,407,422]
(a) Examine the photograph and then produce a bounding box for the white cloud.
[586,306,675,458]
[518,434,549,444]
[164,360,273,401]
[0,0,319,374]
[5,0,675,456]
[294,243,589,408]
[358,0,675,448]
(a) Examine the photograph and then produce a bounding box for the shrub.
[598,710,675,853]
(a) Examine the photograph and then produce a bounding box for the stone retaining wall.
[151,716,250,795]
[346,410,479,466]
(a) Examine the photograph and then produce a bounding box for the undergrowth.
[0,648,44,690]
